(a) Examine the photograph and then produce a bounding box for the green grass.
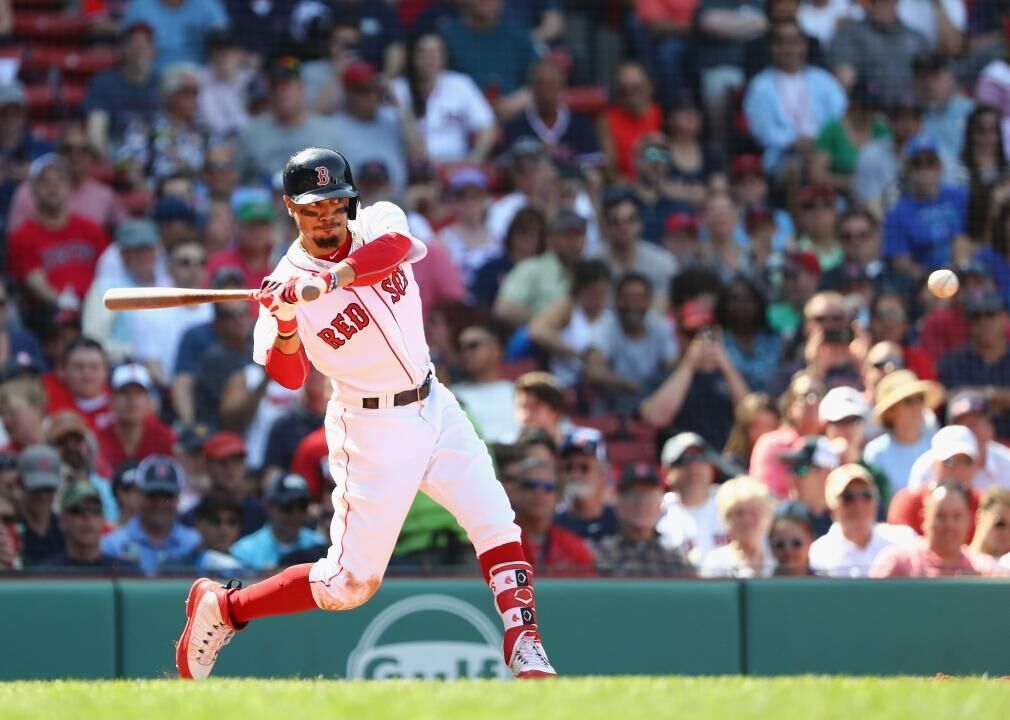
[3,677,1010,720]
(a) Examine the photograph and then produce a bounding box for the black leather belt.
[362,373,432,409]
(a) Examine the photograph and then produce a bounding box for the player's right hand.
[258,279,297,322]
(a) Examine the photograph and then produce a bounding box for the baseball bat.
[103,287,256,311]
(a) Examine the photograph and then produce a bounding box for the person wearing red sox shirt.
[175,148,557,681]
[45,337,114,436]
[97,363,176,471]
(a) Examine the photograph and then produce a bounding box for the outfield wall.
[2,578,1008,679]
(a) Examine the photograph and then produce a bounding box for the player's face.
[286,196,351,251]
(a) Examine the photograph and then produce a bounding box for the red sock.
[228,563,317,626]
[478,542,539,665]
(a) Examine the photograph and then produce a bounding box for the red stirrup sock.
[227,563,317,626]
[479,542,540,666]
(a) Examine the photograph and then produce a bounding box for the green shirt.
[797,236,845,273]
[497,252,569,316]
[815,115,890,176]
[768,301,802,337]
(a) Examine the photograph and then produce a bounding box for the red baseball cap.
[677,300,716,332]
[798,183,836,208]
[783,250,822,276]
[664,212,699,235]
[204,431,247,460]
[730,154,763,178]
[342,60,378,90]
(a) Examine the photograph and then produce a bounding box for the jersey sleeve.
[358,202,427,264]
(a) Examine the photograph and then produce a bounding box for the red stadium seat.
[501,359,538,381]
[606,439,656,466]
[565,85,608,115]
[13,12,90,40]
[569,414,621,438]
[24,46,118,76]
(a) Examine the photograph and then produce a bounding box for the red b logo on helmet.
[315,166,330,186]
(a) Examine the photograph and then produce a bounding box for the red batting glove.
[258,279,298,334]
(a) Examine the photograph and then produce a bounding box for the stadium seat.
[13,12,90,40]
[605,439,656,466]
[501,359,538,381]
[24,46,117,76]
[565,85,607,115]
[569,414,620,438]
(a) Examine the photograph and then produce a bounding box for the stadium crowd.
[4,0,1010,580]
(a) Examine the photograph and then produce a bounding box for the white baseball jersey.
[253,201,431,400]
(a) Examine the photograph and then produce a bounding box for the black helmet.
[282,147,359,219]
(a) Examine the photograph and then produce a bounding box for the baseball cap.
[730,154,763,178]
[235,198,275,224]
[270,55,303,82]
[819,386,869,424]
[964,288,1006,315]
[930,425,978,462]
[18,444,63,491]
[677,300,715,333]
[661,432,712,467]
[112,463,139,495]
[204,431,246,461]
[115,218,159,250]
[825,464,877,508]
[783,250,821,276]
[61,481,101,512]
[1,351,41,382]
[29,153,68,181]
[111,363,154,393]
[947,390,990,423]
[210,265,245,289]
[560,434,604,462]
[904,135,940,160]
[136,455,183,495]
[44,411,90,443]
[779,436,841,472]
[551,209,588,233]
[664,212,699,235]
[618,463,663,492]
[342,60,379,89]
[153,196,198,224]
[175,424,211,454]
[448,166,489,192]
[267,473,311,505]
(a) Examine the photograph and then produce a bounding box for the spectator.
[660,212,703,266]
[778,435,840,536]
[820,209,917,305]
[868,292,936,380]
[261,368,329,486]
[115,63,209,185]
[451,324,519,444]
[16,444,64,566]
[437,168,497,288]
[767,251,823,339]
[819,385,890,503]
[123,0,229,71]
[330,0,406,77]
[6,155,109,322]
[971,487,1010,559]
[100,455,201,576]
[112,463,141,528]
[797,0,862,47]
[794,184,842,272]
[0,378,46,453]
[392,33,497,166]
[871,482,1000,576]
[769,500,817,576]
[300,15,361,115]
[0,283,45,374]
[197,29,252,137]
[809,463,918,576]
[938,288,1010,439]
[743,19,846,174]
[7,125,124,235]
[723,392,781,469]
[46,338,112,435]
[127,240,212,385]
[887,425,982,537]
[486,138,561,243]
[750,371,825,497]
[717,275,782,392]
[82,220,162,363]
[811,75,890,188]
[472,206,547,309]
[235,57,341,183]
[914,53,974,163]
[656,432,730,565]
[41,482,136,573]
[599,61,662,178]
[97,364,175,471]
[0,82,53,204]
[907,390,1010,492]
[442,0,539,120]
[583,273,677,415]
[188,492,248,575]
[700,475,776,577]
[494,209,587,327]
[221,354,296,465]
[513,372,604,456]
[288,425,329,503]
[554,435,618,543]
[964,107,1008,242]
[332,61,424,196]
[207,196,275,293]
[182,431,266,537]
[919,262,1000,364]
[44,410,117,523]
[504,56,599,162]
[641,300,749,453]
[662,96,727,212]
[192,301,253,428]
[0,488,20,570]
[230,474,325,572]
[828,0,929,107]
[697,190,750,280]
[172,425,211,514]
[630,136,690,245]
[631,0,696,106]
[595,463,693,577]
[512,456,595,575]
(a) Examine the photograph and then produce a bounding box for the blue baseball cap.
[904,135,940,160]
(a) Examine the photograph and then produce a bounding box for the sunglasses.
[673,451,708,467]
[174,256,206,268]
[459,339,487,352]
[942,456,974,468]
[841,489,875,504]
[521,479,558,493]
[772,538,804,551]
[813,313,847,325]
[563,461,594,473]
[871,357,904,371]
[66,505,103,517]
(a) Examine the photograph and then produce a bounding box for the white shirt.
[550,305,614,387]
[905,440,1010,492]
[253,202,431,401]
[797,0,862,46]
[450,379,519,444]
[809,522,919,577]
[656,487,730,567]
[198,67,252,136]
[127,302,213,378]
[897,0,966,48]
[390,71,495,165]
[700,542,776,578]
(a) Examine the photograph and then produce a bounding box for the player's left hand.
[258,279,297,321]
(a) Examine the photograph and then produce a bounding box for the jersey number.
[380,267,409,303]
[316,302,370,349]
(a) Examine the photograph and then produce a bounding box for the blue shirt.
[123,0,229,70]
[722,331,783,392]
[100,516,201,577]
[230,525,326,571]
[883,186,967,271]
[442,16,538,95]
[975,245,1010,308]
[173,321,216,375]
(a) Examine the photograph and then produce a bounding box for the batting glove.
[258,279,297,334]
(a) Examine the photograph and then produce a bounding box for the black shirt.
[554,505,620,543]
[39,552,140,574]
[261,405,324,473]
[939,345,1010,438]
[22,513,64,566]
[181,493,267,538]
[658,369,735,459]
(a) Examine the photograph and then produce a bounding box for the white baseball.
[296,275,326,303]
[927,269,959,299]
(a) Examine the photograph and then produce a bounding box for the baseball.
[928,269,959,299]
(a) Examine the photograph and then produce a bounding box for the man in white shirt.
[906,390,1010,492]
[809,464,918,576]
[656,432,729,565]
[450,323,519,444]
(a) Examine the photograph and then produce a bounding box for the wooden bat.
[103,287,256,311]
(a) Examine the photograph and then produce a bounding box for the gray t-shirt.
[592,241,678,312]
[235,114,339,181]
[329,107,408,193]
[828,20,930,106]
[594,312,677,414]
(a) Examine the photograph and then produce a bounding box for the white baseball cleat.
[175,578,238,680]
[510,632,557,679]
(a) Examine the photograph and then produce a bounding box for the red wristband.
[276,317,297,335]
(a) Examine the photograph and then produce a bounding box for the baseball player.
[175,148,555,680]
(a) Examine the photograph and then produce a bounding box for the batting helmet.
[282,147,359,219]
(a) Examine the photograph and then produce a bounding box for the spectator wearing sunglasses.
[809,464,918,577]
[888,425,982,539]
[554,435,618,543]
[230,474,325,573]
[778,435,841,537]
[769,501,816,577]
[15,444,64,566]
[867,292,936,381]
[970,488,1010,560]
[40,482,137,573]
[656,432,729,565]
[513,456,594,576]
[820,210,916,307]
[871,482,1004,577]
[188,492,249,575]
